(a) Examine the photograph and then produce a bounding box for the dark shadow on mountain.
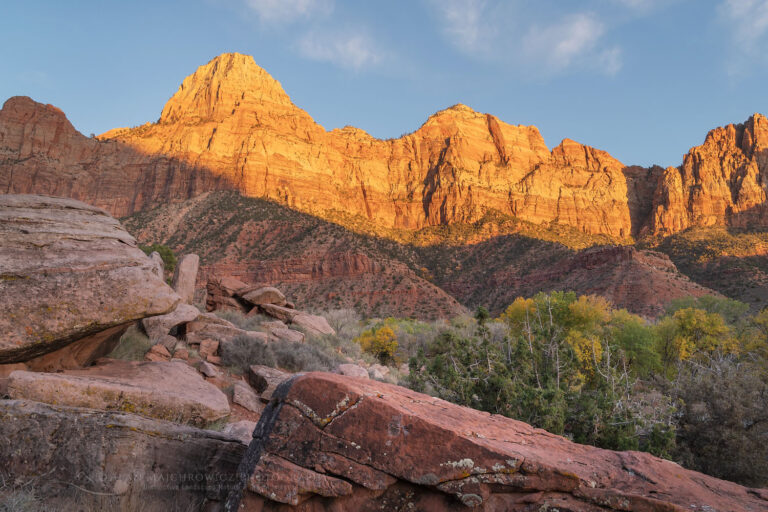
[621,165,665,238]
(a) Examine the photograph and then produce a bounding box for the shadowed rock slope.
[123,191,717,318]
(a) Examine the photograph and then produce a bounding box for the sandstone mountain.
[3,52,767,242]
[3,52,768,316]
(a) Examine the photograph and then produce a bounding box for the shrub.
[139,244,177,274]
[220,335,275,372]
[108,325,151,361]
[214,309,267,331]
[672,355,768,487]
[219,335,342,373]
[271,342,341,372]
[355,325,398,364]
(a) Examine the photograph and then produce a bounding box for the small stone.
[173,347,189,361]
[232,381,263,413]
[223,420,258,445]
[198,361,220,378]
[199,339,220,360]
[144,344,171,362]
[336,364,369,379]
[247,365,291,402]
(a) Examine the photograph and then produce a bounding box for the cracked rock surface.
[0,194,179,365]
[227,372,768,511]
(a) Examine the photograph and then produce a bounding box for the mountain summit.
[2,52,768,241]
[159,52,294,124]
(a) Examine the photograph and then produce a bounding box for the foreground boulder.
[226,373,768,511]
[0,195,179,366]
[8,359,229,427]
[0,399,245,510]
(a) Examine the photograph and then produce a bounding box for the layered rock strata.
[7,53,767,240]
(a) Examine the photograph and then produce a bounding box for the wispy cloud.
[718,0,768,74]
[297,30,384,70]
[427,0,492,56]
[426,1,622,76]
[524,13,622,75]
[244,0,333,24]
[719,0,768,47]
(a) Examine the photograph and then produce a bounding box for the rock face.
[226,373,768,511]
[443,243,720,318]
[2,54,768,241]
[0,194,179,365]
[0,399,245,509]
[650,114,768,235]
[8,359,230,427]
[172,253,200,304]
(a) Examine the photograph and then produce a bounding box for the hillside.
[123,191,718,318]
[3,51,767,316]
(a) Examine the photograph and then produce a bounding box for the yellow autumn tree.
[355,325,398,363]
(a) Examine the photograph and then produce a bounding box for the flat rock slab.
[247,365,290,401]
[291,313,335,336]
[227,373,768,511]
[268,327,305,344]
[141,303,200,340]
[172,253,200,304]
[0,194,179,364]
[0,399,245,509]
[240,286,286,307]
[8,359,229,427]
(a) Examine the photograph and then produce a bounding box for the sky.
[1,0,767,167]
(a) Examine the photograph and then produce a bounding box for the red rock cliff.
[3,52,768,241]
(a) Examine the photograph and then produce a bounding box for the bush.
[214,309,268,332]
[271,342,341,372]
[219,335,342,373]
[355,326,398,364]
[672,355,768,487]
[139,243,177,274]
[108,325,151,361]
[220,335,275,372]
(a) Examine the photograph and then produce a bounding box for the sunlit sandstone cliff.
[2,52,768,241]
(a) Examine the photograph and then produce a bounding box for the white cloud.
[297,30,384,70]
[597,46,623,76]
[612,0,656,11]
[720,0,768,47]
[244,0,332,23]
[427,0,491,55]
[523,13,622,75]
[718,0,768,75]
[425,1,621,76]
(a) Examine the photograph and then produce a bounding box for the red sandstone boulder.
[226,373,768,511]
[0,195,179,367]
[172,253,200,304]
[8,359,230,427]
[240,286,287,307]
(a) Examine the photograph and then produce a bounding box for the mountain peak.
[159,52,293,124]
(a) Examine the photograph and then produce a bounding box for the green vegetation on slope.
[405,293,768,487]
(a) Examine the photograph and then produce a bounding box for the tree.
[355,325,398,364]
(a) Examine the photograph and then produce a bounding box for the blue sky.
[1,0,767,167]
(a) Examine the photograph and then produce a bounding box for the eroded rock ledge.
[226,373,768,511]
